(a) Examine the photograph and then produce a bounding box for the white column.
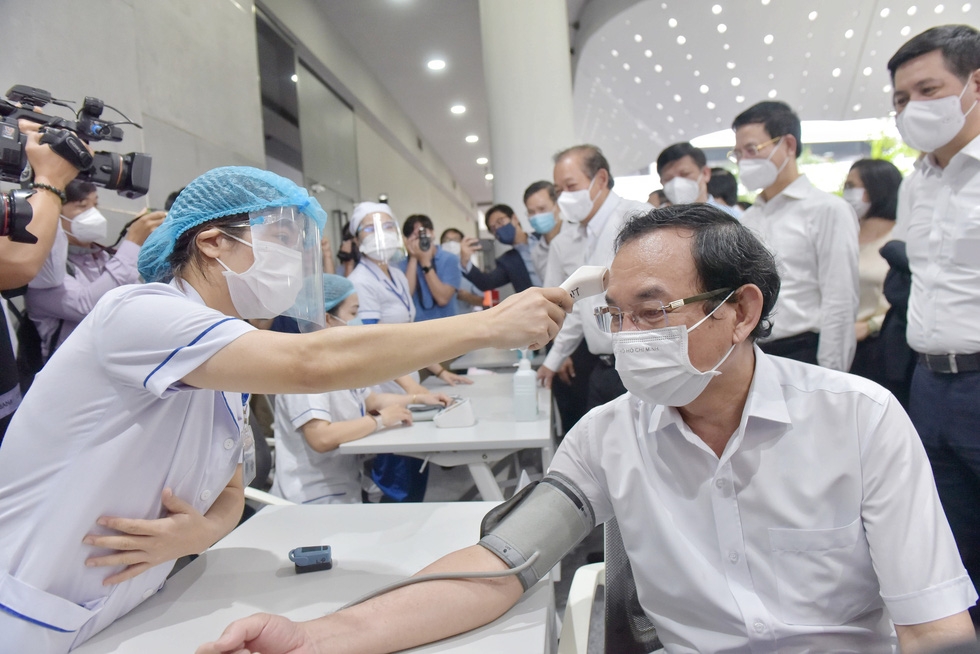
[478,0,576,211]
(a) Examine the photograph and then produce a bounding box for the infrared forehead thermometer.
[560,265,609,302]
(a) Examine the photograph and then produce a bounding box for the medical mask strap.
[960,72,979,118]
[685,290,735,333]
[214,229,255,274]
[768,137,790,176]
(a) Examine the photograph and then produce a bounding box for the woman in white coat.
[0,166,570,653]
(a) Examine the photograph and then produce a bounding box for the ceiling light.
[805,51,811,58]
[963,3,972,10]
[803,70,809,76]
[935,3,945,11]
[763,34,774,44]
[852,103,862,111]
[476,157,488,165]
[863,67,873,76]
[761,0,770,4]
[635,76,642,84]
[668,18,678,27]
[634,34,643,42]
[844,29,854,38]
[623,63,631,70]
[674,94,682,101]
[667,115,674,122]
[656,102,664,110]
[290,74,298,82]
[645,49,653,57]
[716,117,723,123]
[768,73,775,79]
[767,55,774,62]
[726,61,736,69]
[808,10,818,19]
[717,23,728,32]
[901,25,911,35]
[731,76,741,86]
[723,43,730,50]
[677,35,687,44]
[707,101,716,109]
[832,67,841,77]
[427,59,446,71]
[694,70,701,76]
[712,4,723,14]
[686,54,693,60]
[768,89,778,98]
[611,49,619,57]
[883,83,893,92]
[450,104,466,114]
[907,5,917,14]
[736,95,746,102]
[880,7,890,16]
[485,173,494,181]
[655,64,663,72]
[465,135,479,143]
[700,84,710,93]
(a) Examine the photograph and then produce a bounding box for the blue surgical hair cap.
[138,166,328,283]
[322,274,356,313]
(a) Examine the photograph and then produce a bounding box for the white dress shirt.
[0,280,254,652]
[741,175,859,371]
[530,233,551,284]
[272,389,366,504]
[900,134,980,355]
[542,192,652,369]
[549,348,976,654]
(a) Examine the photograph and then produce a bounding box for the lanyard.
[364,261,412,313]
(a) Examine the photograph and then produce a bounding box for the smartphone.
[418,227,431,252]
[288,545,333,573]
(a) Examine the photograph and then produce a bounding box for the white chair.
[557,562,605,654]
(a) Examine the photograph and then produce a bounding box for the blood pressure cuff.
[478,472,595,591]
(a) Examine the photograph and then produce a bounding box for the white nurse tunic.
[0,279,254,652]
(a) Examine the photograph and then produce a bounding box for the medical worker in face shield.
[271,274,451,505]
[0,167,571,653]
[25,180,165,359]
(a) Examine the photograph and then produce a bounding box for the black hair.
[849,159,903,221]
[485,203,515,231]
[731,101,803,157]
[65,179,97,204]
[888,25,980,81]
[164,187,185,212]
[707,168,739,206]
[615,204,780,340]
[168,213,250,281]
[402,213,435,238]
[553,144,615,189]
[338,221,361,265]
[736,200,753,211]
[656,142,707,175]
[440,227,465,243]
[523,180,557,204]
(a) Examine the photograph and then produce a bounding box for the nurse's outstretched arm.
[84,467,245,585]
[182,286,572,395]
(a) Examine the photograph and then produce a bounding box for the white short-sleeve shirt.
[271,389,367,504]
[0,280,254,650]
[348,258,415,325]
[549,349,976,653]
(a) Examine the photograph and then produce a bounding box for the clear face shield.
[245,206,325,332]
[356,212,406,263]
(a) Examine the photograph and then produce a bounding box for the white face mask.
[556,175,598,224]
[361,229,405,263]
[738,137,788,191]
[613,292,735,407]
[64,207,108,243]
[216,231,305,319]
[896,75,978,153]
[663,176,701,205]
[441,240,461,257]
[843,187,871,218]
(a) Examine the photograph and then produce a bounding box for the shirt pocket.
[0,571,101,634]
[768,517,880,626]
[951,208,980,266]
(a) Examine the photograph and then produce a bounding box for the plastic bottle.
[513,352,538,421]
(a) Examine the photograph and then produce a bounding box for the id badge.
[242,423,256,487]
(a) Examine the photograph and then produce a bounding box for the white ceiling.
[575,0,980,174]
[314,0,980,204]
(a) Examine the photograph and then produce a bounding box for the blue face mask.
[494,222,517,245]
[529,212,556,235]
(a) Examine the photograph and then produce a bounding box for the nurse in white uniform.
[271,274,450,504]
[0,167,571,653]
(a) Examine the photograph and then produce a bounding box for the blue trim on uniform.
[0,602,73,633]
[142,318,238,389]
[361,318,379,325]
[303,491,349,503]
[290,408,331,425]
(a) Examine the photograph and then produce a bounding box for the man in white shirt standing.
[200,204,977,654]
[656,142,738,217]
[537,144,651,410]
[734,101,859,371]
[888,24,980,624]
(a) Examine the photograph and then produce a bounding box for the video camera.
[0,85,152,242]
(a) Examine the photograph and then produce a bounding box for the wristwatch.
[421,265,433,274]
[372,413,385,432]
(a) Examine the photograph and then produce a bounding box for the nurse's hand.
[436,369,472,385]
[84,488,220,585]
[196,613,316,654]
[485,287,572,351]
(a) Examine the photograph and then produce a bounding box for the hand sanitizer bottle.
[513,351,538,421]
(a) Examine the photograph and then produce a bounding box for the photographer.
[401,213,460,321]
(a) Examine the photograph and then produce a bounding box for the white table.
[449,347,545,371]
[75,503,555,654]
[340,374,552,501]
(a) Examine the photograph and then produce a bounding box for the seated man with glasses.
[731,101,860,372]
[200,204,976,654]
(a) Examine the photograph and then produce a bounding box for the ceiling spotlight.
[674,94,682,101]
[694,69,701,76]
[623,63,631,70]
[717,23,728,33]
[668,17,678,27]
[677,35,687,44]
[726,61,736,69]
[853,103,862,111]
[761,0,770,4]
[635,76,642,84]
[809,10,818,20]
[707,101,716,109]
[427,59,446,71]
[883,83,893,92]
[723,43,730,50]
[880,7,891,16]
[655,64,663,72]
[863,67,873,76]
[844,29,854,38]
[465,134,479,143]
[736,95,746,103]
[485,173,494,181]
[768,89,778,98]
[763,34,774,44]
[731,76,741,86]
[611,49,619,57]
[907,5,917,14]
[832,67,841,77]
[712,4,723,14]
[476,157,488,165]
[656,102,664,110]
[935,3,944,11]
[700,84,710,93]
[686,53,693,60]
[645,49,653,57]
[963,3,972,10]
[290,74,298,83]
[901,25,911,35]
[450,104,466,114]
[634,34,643,42]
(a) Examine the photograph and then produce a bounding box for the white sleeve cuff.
[883,575,979,625]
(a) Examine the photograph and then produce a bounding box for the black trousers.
[759,332,819,365]
[551,341,599,436]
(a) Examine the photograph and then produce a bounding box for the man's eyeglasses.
[594,288,732,333]
[726,136,781,164]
